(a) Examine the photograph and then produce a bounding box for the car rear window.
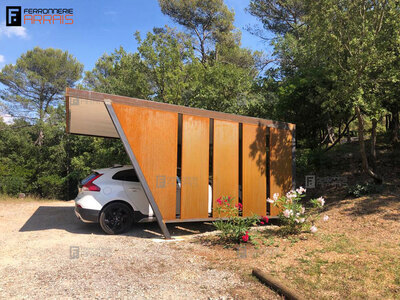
[112,169,139,182]
[81,172,99,185]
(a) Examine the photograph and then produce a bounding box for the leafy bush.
[269,187,328,234]
[296,148,332,175]
[0,175,27,196]
[213,196,267,243]
[0,163,32,196]
[36,175,65,199]
[347,183,384,198]
[0,117,129,200]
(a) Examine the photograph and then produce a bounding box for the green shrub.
[213,196,265,243]
[297,148,332,175]
[37,175,65,199]
[270,187,327,234]
[347,183,384,198]
[0,175,27,196]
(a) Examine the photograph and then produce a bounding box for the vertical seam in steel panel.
[238,123,243,216]
[209,118,214,217]
[266,127,270,216]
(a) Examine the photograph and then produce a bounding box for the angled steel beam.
[104,100,171,239]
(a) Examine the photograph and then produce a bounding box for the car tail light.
[82,174,103,192]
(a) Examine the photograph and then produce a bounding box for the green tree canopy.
[0,47,83,122]
[135,27,196,104]
[249,0,400,182]
[248,0,305,36]
[159,0,235,64]
[84,47,150,99]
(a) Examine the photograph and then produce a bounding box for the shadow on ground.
[19,206,217,239]
[342,192,400,220]
[319,184,400,223]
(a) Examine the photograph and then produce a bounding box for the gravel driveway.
[0,200,276,299]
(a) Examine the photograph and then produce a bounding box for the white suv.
[74,165,212,234]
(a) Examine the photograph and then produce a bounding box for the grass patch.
[317,233,361,254]
[0,194,60,202]
[196,214,399,299]
[279,234,400,299]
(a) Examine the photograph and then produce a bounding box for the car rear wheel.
[99,202,133,234]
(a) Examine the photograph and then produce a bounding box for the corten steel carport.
[65,88,295,239]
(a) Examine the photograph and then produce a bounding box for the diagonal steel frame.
[104,100,171,239]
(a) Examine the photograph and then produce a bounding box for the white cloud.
[0,114,14,125]
[0,54,5,70]
[0,22,28,39]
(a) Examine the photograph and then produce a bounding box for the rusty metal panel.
[269,127,293,216]
[112,103,178,220]
[66,88,293,138]
[213,120,239,215]
[180,115,210,219]
[242,124,267,217]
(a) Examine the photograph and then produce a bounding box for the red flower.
[262,216,269,223]
[217,197,222,205]
[260,221,264,225]
[242,234,249,242]
[235,203,243,210]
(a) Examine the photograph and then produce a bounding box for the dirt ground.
[1,182,398,299]
[0,200,278,299]
[193,186,400,300]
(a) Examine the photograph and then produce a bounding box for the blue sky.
[0,0,272,71]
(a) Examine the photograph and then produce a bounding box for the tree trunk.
[370,118,378,172]
[347,125,351,143]
[355,106,383,184]
[320,125,335,146]
[34,128,44,146]
[385,114,391,131]
[327,124,335,144]
[325,115,356,152]
[200,38,206,65]
[391,108,399,147]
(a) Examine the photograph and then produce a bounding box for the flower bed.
[212,188,329,244]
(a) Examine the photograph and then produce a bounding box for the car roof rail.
[111,164,123,168]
